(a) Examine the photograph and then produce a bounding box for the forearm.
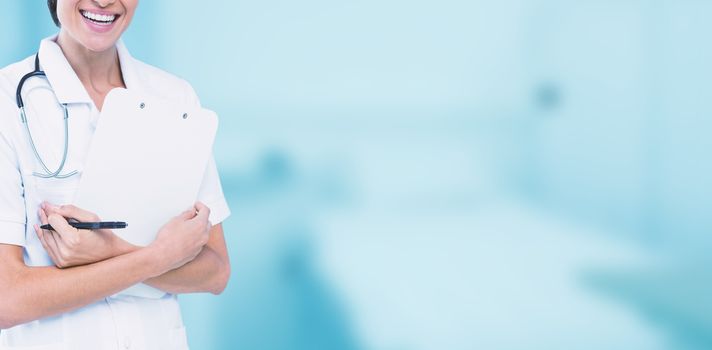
[1,247,162,328]
[113,224,229,295]
[145,245,228,294]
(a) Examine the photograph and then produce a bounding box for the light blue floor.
[313,199,666,350]
[180,168,702,349]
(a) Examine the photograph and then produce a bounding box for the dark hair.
[48,0,60,27]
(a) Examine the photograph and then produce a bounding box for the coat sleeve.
[0,101,27,247]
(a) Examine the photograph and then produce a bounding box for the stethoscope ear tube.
[16,54,44,109]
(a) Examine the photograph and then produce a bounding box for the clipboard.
[73,88,218,298]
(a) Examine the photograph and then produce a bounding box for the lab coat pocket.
[168,326,190,350]
[26,172,81,207]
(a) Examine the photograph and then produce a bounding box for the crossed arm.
[0,203,230,329]
[145,224,229,294]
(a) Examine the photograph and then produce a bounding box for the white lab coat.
[0,35,230,350]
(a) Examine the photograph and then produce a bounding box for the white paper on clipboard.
[73,88,218,298]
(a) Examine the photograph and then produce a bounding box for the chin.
[80,36,121,52]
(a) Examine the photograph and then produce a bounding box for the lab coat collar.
[38,35,143,105]
[38,36,92,105]
[116,39,143,95]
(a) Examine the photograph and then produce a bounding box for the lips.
[79,9,121,33]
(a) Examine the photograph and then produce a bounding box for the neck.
[56,30,126,105]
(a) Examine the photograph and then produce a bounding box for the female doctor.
[0,0,231,349]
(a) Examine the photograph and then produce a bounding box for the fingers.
[47,230,66,265]
[194,201,209,213]
[177,208,197,220]
[42,202,100,222]
[38,206,49,226]
[194,202,211,222]
[47,213,77,241]
[175,202,210,221]
[35,224,58,261]
[34,223,64,268]
[193,203,211,235]
[36,209,56,260]
[37,206,76,268]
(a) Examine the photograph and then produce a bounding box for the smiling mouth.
[80,10,120,25]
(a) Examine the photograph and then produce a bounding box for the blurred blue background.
[2,0,712,349]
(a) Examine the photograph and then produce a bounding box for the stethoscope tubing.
[16,53,77,179]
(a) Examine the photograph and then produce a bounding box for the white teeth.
[81,10,116,23]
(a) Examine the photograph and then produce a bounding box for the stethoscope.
[16,53,77,178]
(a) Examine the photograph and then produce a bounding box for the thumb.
[193,202,211,222]
[47,213,76,240]
[177,207,197,220]
[55,204,100,222]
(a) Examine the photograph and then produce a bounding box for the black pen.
[40,221,128,231]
